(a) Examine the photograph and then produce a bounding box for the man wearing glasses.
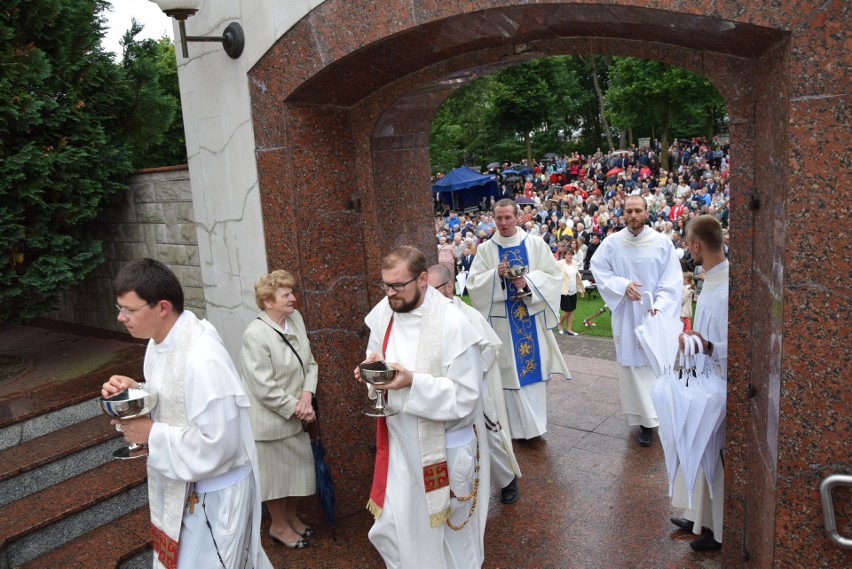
[467,199,570,440]
[355,246,489,569]
[102,258,271,569]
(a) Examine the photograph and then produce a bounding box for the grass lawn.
[458,292,612,338]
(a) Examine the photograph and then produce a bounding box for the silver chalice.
[359,360,399,417]
[99,388,159,460]
[504,264,532,300]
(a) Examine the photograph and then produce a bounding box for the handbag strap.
[258,317,304,374]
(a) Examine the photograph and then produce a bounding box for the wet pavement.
[0,323,721,568]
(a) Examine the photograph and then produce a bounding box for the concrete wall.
[47,167,205,333]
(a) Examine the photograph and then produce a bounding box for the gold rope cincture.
[446,423,480,532]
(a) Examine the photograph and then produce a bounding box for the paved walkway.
[0,324,721,568]
[261,334,722,568]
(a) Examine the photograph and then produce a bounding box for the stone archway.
[246,2,847,567]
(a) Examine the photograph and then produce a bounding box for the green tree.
[120,21,185,168]
[0,1,174,321]
[605,57,725,164]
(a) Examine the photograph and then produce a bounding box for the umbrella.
[550,173,567,184]
[605,167,623,177]
[639,166,651,178]
[502,169,519,174]
[696,366,727,498]
[509,164,524,171]
[671,340,726,509]
[486,161,502,169]
[518,167,534,177]
[515,196,535,205]
[634,292,682,377]
[306,397,336,538]
[563,184,580,192]
[543,152,560,159]
[567,157,581,163]
[504,175,522,182]
[635,291,690,499]
[651,372,681,496]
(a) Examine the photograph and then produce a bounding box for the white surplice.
[591,226,683,427]
[672,259,729,540]
[145,311,271,569]
[453,297,521,488]
[467,228,570,439]
[364,288,489,569]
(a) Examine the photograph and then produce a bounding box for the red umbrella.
[563,184,580,192]
[640,167,651,177]
[550,173,567,184]
[606,167,624,177]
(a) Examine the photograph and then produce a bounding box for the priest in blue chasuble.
[468,199,571,439]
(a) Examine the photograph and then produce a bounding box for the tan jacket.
[558,259,586,296]
[240,310,318,441]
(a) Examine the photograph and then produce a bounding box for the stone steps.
[0,346,150,568]
[0,457,148,568]
[0,415,123,507]
[19,506,152,569]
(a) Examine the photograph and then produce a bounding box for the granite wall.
[245,1,850,567]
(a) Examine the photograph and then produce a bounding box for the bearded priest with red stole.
[355,246,489,569]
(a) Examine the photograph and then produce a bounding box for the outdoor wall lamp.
[150,0,244,59]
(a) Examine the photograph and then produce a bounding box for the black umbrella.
[306,398,336,539]
[543,152,560,159]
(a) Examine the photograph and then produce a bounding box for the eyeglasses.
[115,303,151,317]
[377,275,418,293]
[435,281,450,289]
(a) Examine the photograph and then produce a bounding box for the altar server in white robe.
[102,258,272,569]
[467,199,570,440]
[428,264,522,505]
[591,195,683,447]
[356,246,489,569]
[670,215,729,552]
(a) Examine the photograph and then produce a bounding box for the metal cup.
[504,264,532,300]
[99,388,159,460]
[359,360,399,417]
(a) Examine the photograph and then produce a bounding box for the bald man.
[428,264,522,505]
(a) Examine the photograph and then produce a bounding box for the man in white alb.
[467,199,570,440]
[355,246,489,569]
[101,258,271,569]
[670,215,729,551]
[428,264,522,505]
[590,195,682,447]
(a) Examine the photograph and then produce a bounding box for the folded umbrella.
[651,371,681,496]
[634,292,682,377]
[306,397,336,539]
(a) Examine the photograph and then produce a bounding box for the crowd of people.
[96,140,730,568]
[435,140,731,276]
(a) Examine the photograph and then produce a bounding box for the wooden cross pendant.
[187,491,199,514]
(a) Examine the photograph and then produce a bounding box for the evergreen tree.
[0,0,170,321]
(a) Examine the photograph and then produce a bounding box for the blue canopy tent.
[433,167,499,211]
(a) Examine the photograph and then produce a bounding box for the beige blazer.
[240,310,319,441]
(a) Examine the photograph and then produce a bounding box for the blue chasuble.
[497,237,543,387]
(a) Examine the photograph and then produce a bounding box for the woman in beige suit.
[240,270,318,549]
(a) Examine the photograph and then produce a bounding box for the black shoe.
[690,532,722,552]
[637,426,652,447]
[500,477,519,504]
[670,517,693,531]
